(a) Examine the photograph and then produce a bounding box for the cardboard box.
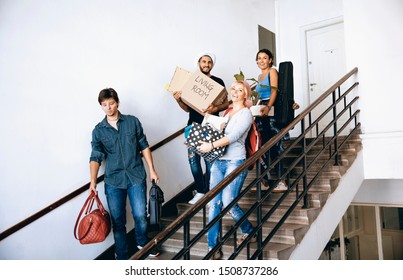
[167,67,193,94]
[250,105,274,116]
[180,70,227,115]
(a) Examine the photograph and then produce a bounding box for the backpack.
[223,107,262,170]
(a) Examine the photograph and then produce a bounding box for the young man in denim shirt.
[173,52,229,204]
[89,88,160,259]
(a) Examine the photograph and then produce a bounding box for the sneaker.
[137,245,160,257]
[209,248,223,260]
[261,178,270,187]
[237,233,257,245]
[250,179,269,192]
[188,193,204,205]
[273,180,288,193]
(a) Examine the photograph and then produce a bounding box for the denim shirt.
[90,112,149,189]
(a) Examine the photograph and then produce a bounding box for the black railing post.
[256,157,263,260]
[301,119,308,209]
[183,221,190,260]
[333,89,340,166]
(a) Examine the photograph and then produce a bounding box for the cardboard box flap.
[167,66,192,94]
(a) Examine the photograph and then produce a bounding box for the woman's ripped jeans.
[207,159,253,249]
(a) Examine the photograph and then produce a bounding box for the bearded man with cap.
[173,52,229,205]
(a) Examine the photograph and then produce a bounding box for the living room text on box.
[190,74,216,100]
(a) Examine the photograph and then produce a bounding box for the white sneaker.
[188,193,204,204]
[273,181,288,193]
[137,245,160,257]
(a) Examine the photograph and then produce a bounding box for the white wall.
[0,0,275,259]
[277,0,403,179]
[353,179,403,205]
[343,0,403,179]
[275,0,344,114]
[343,0,403,134]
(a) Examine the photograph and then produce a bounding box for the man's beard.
[200,67,211,75]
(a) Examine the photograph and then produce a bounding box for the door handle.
[310,83,317,86]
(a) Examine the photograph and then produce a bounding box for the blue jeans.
[188,148,212,194]
[105,179,148,260]
[207,159,253,249]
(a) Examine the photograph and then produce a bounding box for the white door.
[307,22,347,136]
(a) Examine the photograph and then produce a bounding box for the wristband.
[211,142,214,149]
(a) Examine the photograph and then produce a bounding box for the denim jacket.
[90,112,149,189]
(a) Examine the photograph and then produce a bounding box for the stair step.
[175,203,320,225]
[143,250,203,260]
[159,231,297,260]
[161,216,309,244]
[240,192,305,207]
[285,139,361,151]
[245,173,340,193]
[307,191,330,208]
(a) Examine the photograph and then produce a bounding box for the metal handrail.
[0,127,185,242]
[132,67,360,260]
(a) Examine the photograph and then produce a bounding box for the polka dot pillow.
[185,122,226,163]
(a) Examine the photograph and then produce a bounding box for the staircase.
[156,132,362,260]
[129,68,360,260]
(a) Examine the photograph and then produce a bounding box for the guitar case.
[275,61,295,128]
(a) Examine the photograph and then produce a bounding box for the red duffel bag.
[74,191,111,245]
